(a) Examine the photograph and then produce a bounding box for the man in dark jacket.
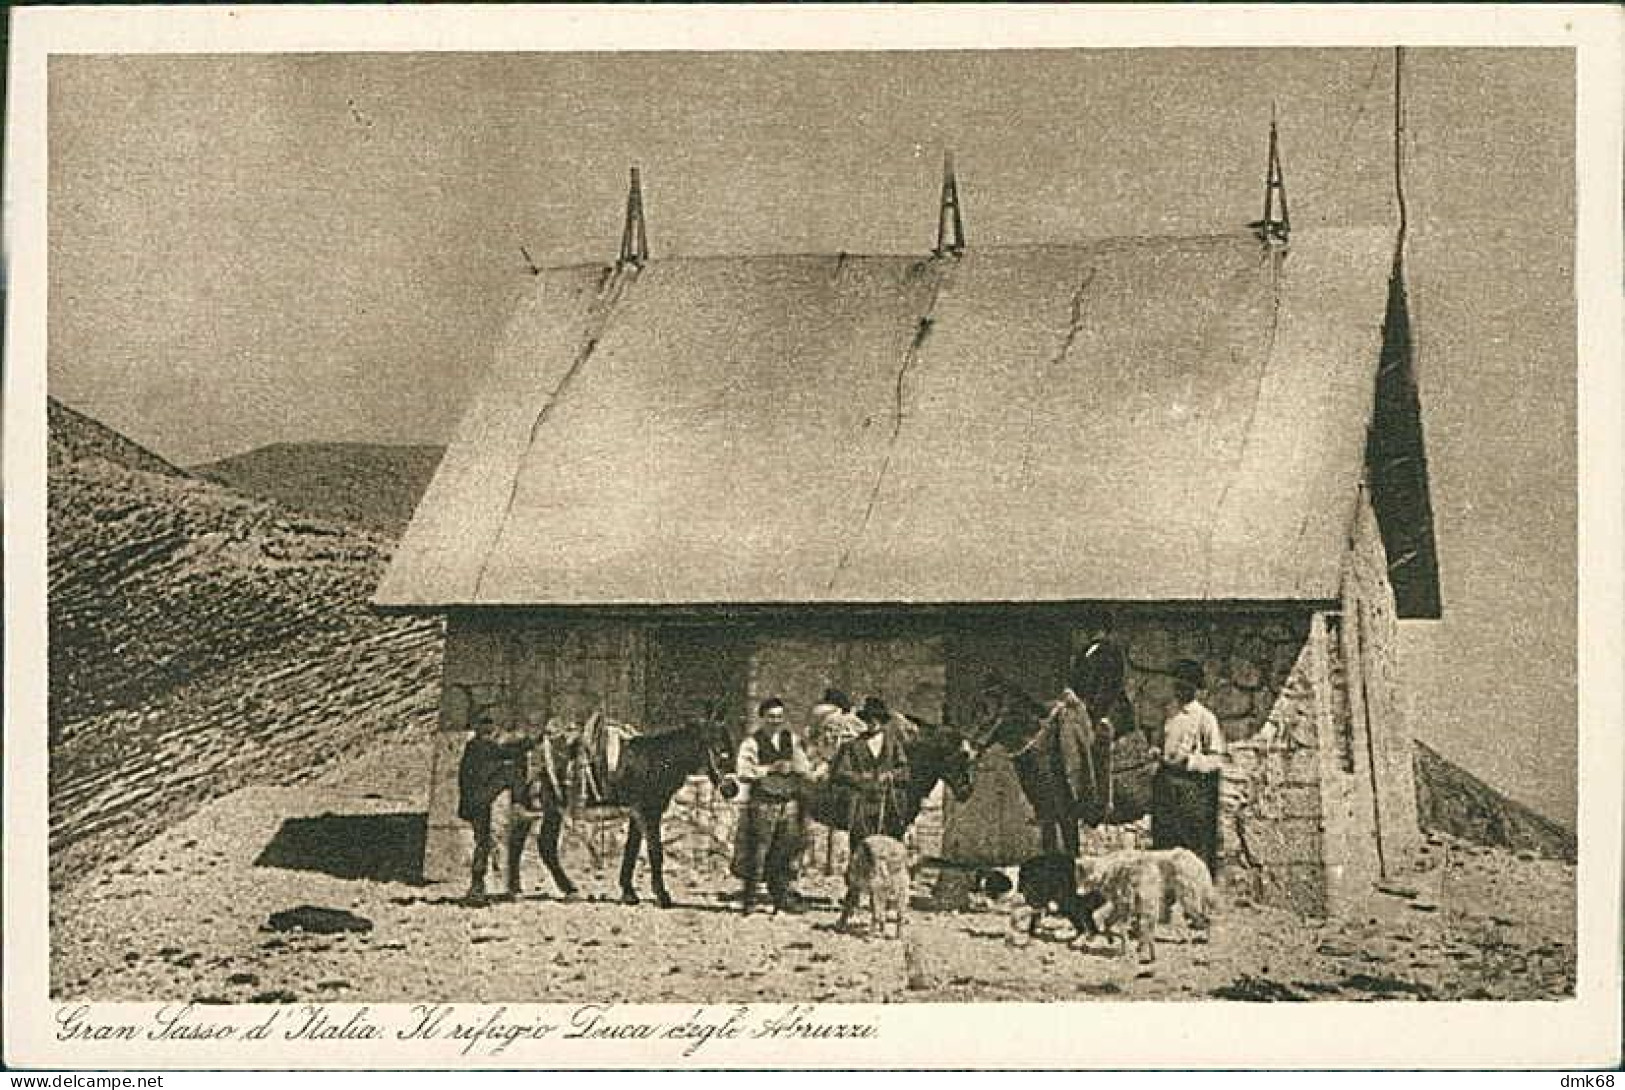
[829,696,912,842]
[457,713,533,904]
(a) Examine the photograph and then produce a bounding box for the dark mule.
[971,673,1154,857]
[515,714,737,909]
[803,718,980,835]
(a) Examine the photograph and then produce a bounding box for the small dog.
[1016,853,1106,940]
[975,868,1014,901]
[838,835,911,938]
[1076,847,1218,963]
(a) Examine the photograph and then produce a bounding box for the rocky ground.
[51,734,1575,1005]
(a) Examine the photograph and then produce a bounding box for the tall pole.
[935,150,965,257]
[1393,46,1409,245]
[619,166,648,267]
[1257,103,1290,244]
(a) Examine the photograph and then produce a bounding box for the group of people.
[730,689,911,916]
[453,623,1230,914]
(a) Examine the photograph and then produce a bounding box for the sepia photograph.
[6,3,1622,1071]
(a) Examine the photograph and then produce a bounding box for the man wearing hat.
[731,697,812,915]
[1150,659,1226,874]
[828,695,912,841]
[456,712,535,905]
[807,687,866,769]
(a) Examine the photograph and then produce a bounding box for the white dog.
[1076,848,1218,962]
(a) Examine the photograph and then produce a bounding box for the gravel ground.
[52,738,1575,1004]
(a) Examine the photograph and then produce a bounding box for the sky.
[46,48,1577,826]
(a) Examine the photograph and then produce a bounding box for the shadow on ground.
[254,812,426,884]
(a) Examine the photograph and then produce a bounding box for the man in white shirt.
[731,697,811,915]
[1151,659,1226,873]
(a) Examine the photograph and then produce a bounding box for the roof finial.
[618,166,648,268]
[934,150,965,258]
[1251,107,1290,246]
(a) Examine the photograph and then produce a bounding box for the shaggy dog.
[1016,853,1106,939]
[838,835,911,939]
[1076,847,1218,962]
[1091,853,1165,963]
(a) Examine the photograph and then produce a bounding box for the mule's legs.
[641,809,674,909]
[536,807,576,898]
[619,815,644,905]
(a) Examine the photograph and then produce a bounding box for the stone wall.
[1217,613,1367,917]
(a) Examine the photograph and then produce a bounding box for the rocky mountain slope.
[48,397,186,477]
[191,442,444,537]
[48,410,443,891]
[1414,740,1576,862]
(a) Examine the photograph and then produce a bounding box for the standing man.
[731,697,811,916]
[1150,659,1226,874]
[456,712,533,905]
[829,696,912,841]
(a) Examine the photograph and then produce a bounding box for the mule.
[514,714,737,909]
[971,673,1154,857]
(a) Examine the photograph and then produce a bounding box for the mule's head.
[693,708,739,799]
[941,732,980,803]
[967,671,1049,753]
[910,722,979,803]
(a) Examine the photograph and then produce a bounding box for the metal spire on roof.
[934,150,966,257]
[1251,108,1291,245]
[618,166,648,267]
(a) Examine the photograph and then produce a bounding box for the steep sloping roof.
[376,227,1422,609]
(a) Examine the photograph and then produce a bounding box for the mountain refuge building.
[375,155,1441,916]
